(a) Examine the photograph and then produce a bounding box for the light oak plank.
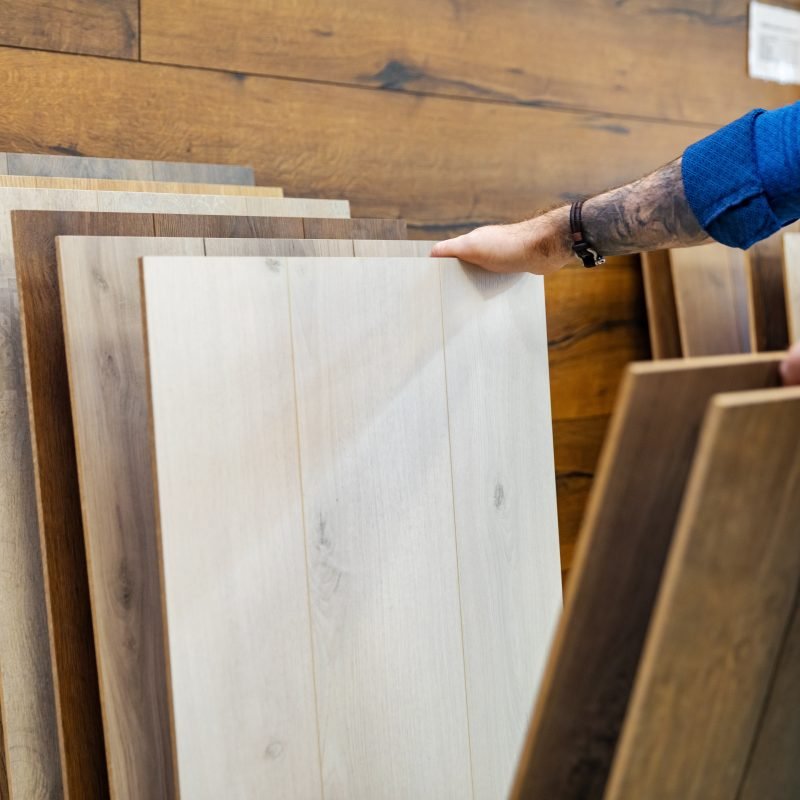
[641,250,681,359]
[204,238,354,256]
[287,256,472,798]
[0,154,6,174]
[3,152,255,185]
[510,353,784,800]
[606,386,800,800]
[58,237,206,800]
[142,255,321,800]
[671,243,752,356]
[783,234,800,344]
[353,240,435,256]
[738,595,800,800]
[0,174,282,197]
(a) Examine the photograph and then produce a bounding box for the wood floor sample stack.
[0,196,359,800]
[510,353,783,800]
[671,243,752,356]
[137,253,559,798]
[0,151,255,185]
[606,386,800,800]
[783,233,800,343]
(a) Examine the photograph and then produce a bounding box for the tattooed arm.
[430,157,710,275]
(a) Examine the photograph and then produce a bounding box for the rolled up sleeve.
[682,103,800,249]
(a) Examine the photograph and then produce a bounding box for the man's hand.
[430,208,573,275]
[781,342,800,386]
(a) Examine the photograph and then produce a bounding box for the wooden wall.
[1,0,797,575]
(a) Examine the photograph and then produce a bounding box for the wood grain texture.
[738,596,800,800]
[510,354,784,800]
[58,237,207,800]
[0,174,282,196]
[302,217,406,240]
[0,0,137,59]
[0,46,708,236]
[745,225,799,352]
[286,256,472,798]
[142,255,321,800]
[7,211,405,799]
[353,239,435,256]
[783,234,800,344]
[0,712,6,800]
[605,386,800,800]
[2,152,255,185]
[671,243,752,356]
[139,0,800,125]
[641,249,682,359]
[204,238,354,256]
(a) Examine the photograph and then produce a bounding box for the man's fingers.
[431,235,468,258]
[780,341,800,386]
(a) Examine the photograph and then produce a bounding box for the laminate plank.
[783,234,800,344]
[0,0,137,59]
[204,239,354,256]
[139,0,800,125]
[0,712,6,800]
[510,354,783,800]
[642,249,682,359]
[738,596,800,800]
[671,243,752,356]
[303,217,406,240]
[605,386,800,800]
[0,174,282,197]
[141,255,321,800]
[3,152,255,185]
[0,47,707,233]
[745,225,799,351]
[353,240,435,256]
[8,211,404,799]
[0,154,7,174]
[285,256,472,798]
[58,237,206,800]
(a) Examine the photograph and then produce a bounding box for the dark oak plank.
[303,217,407,239]
[0,0,138,59]
[140,0,800,125]
[511,354,783,800]
[642,249,682,359]
[606,386,800,800]
[11,210,406,799]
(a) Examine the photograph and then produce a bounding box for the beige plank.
[606,386,800,800]
[353,240,436,256]
[510,353,784,800]
[141,255,321,799]
[439,262,561,798]
[204,238,353,256]
[0,154,6,174]
[288,256,472,797]
[783,234,800,344]
[58,236,206,800]
[738,596,800,800]
[671,243,752,356]
[0,174,282,196]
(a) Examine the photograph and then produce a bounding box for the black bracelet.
[570,201,605,268]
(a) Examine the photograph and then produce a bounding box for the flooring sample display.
[9,214,405,800]
[1,194,349,800]
[671,243,752,356]
[606,386,800,800]
[510,353,784,800]
[1,151,255,185]
[140,254,559,798]
[783,234,800,344]
[0,173,283,196]
[641,249,681,359]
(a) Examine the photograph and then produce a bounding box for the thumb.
[780,341,800,386]
[430,236,465,257]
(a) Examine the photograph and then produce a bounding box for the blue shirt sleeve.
[681,102,800,249]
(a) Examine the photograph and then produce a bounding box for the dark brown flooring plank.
[11,210,407,800]
[140,0,800,125]
[0,0,138,59]
[510,354,784,800]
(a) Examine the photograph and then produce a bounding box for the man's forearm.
[580,157,711,257]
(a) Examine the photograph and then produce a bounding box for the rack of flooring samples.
[0,151,563,799]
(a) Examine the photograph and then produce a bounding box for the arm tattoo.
[581,157,711,256]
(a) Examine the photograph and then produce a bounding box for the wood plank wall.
[1,1,798,576]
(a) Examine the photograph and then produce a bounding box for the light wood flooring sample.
[1,151,255,184]
[671,243,752,356]
[641,249,682,359]
[606,386,800,800]
[510,353,784,800]
[140,254,558,798]
[783,233,800,343]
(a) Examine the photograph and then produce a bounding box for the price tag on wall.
[749,1,800,84]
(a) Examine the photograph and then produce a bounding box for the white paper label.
[749,1,800,84]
